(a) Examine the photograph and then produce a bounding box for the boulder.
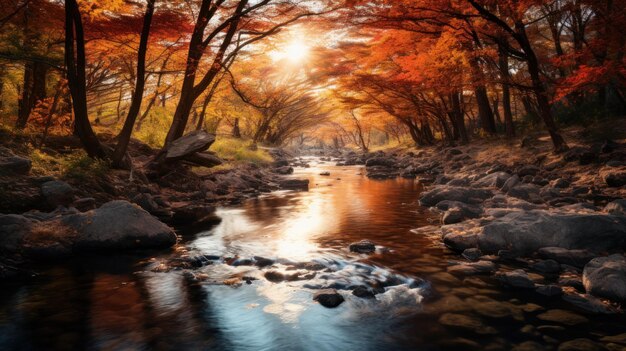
[501,175,520,192]
[462,248,483,261]
[67,200,177,251]
[538,247,596,268]
[0,214,35,252]
[41,180,75,208]
[365,157,397,168]
[583,254,626,302]
[496,269,535,289]
[313,289,345,308]
[447,260,496,275]
[164,130,216,160]
[530,259,561,274]
[0,155,32,175]
[419,186,493,207]
[507,184,542,203]
[183,152,223,168]
[352,285,376,298]
[475,210,626,255]
[536,285,563,297]
[349,239,376,253]
[603,171,626,188]
[518,165,540,177]
[473,172,511,188]
[132,193,160,213]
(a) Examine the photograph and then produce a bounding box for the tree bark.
[112,0,156,168]
[65,0,106,158]
[16,61,47,128]
[498,43,515,137]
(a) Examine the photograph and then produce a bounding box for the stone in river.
[537,309,589,326]
[352,285,376,299]
[583,254,626,302]
[496,269,535,289]
[313,289,345,308]
[349,239,376,253]
[438,313,497,334]
[557,338,607,351]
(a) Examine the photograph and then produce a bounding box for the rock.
[601,334,626,345]
[513,341,548,351]
[73,197,97,212]
[507,184,542,203]
[448,261,496,275]
[605,200,626,216]
[474,210,626,255]
[41,180,75,208]
[273,166,294,175]
[278,179,309,191]
[557,339,607,351]
[438,313,497,334]
[537,309,588,326]
[604,171,626,188]
[551,178,570,189]
[164,130,216,160]
[496,269,535,289]
[68,200,177,251]
[562,292,618,314]
[365,157,397,168]
[352,285,376,298]
[313,289,345,308]
[536,285,563,297]
[583,254,626,302]
[473,172,511,188]
[319,171,331,176]
[253,256,274,267]
[0,151,32,175]
[518,165,540,177]
[264,271,285,283]
[531,259,561,274]
[132,193,160,213]
[183,152,222,168]
[442,208,465,224]
[501,175,520,192]
[538,247,596,268]
[462,248,483,261]
[420,186,493,207]
[0,214,35,251]
[349,240,375,253]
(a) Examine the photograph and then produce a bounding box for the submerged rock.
[420,186,493,206]
[537,309,588,326]
[349,240,376,253]
[438,313,497,334]
[278,179,309,191]
[583,254,626,302]
[313,289,345,308]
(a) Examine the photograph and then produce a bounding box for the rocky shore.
[327,135,626,315]
[0,134,312,279]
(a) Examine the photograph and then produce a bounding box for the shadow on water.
[2,157,626,350]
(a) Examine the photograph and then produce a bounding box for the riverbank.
[329,126,626,317]
[0,128,312,279]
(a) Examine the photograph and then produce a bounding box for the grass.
[30,149,110,182]
[211,137,273,165]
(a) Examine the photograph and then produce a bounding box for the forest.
[1,1,626,350]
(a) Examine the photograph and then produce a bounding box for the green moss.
[30,149,109,181]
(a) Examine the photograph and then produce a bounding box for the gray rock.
[68,200,177,251]
[0,149,32,175]
[352,285,376,298]
[518,165,540,177]
[365,157,397,168]
[473,172,511,188]
[420,186,493,207]
[73,197,97,212]
[604,171,626,188]
[132,193,160,213]
[531,259,561,274]
[462,248,483,261]
[0,214,35,251]
[507,184,543,203]
[538,247,596,268]
[496,269,535,289]
[475,211,626,255]
[551,178,570,189]
[583,254,626,302]
[501,175,520,192]
[562,292,618,314]
[41,180,75,208]
[313,289,345,308]
[349,240,375,253]
[605,200,626,216]
[448,260,496,275]
[164,130,216,159]
[438,313,497,334]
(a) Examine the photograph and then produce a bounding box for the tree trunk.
[498,43,515,137]
[450,91,469,144]
[16,61,47,128]
[232,117,241,138]
[112,0,156,168]
[516,21,567,152]
[65,0,106,158]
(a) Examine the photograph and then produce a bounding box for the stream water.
[1,158,625,351]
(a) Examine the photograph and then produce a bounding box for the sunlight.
[271,40,310,64]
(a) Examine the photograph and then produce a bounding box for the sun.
[270,40,310,63]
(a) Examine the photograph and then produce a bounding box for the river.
[1,157,625,350]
